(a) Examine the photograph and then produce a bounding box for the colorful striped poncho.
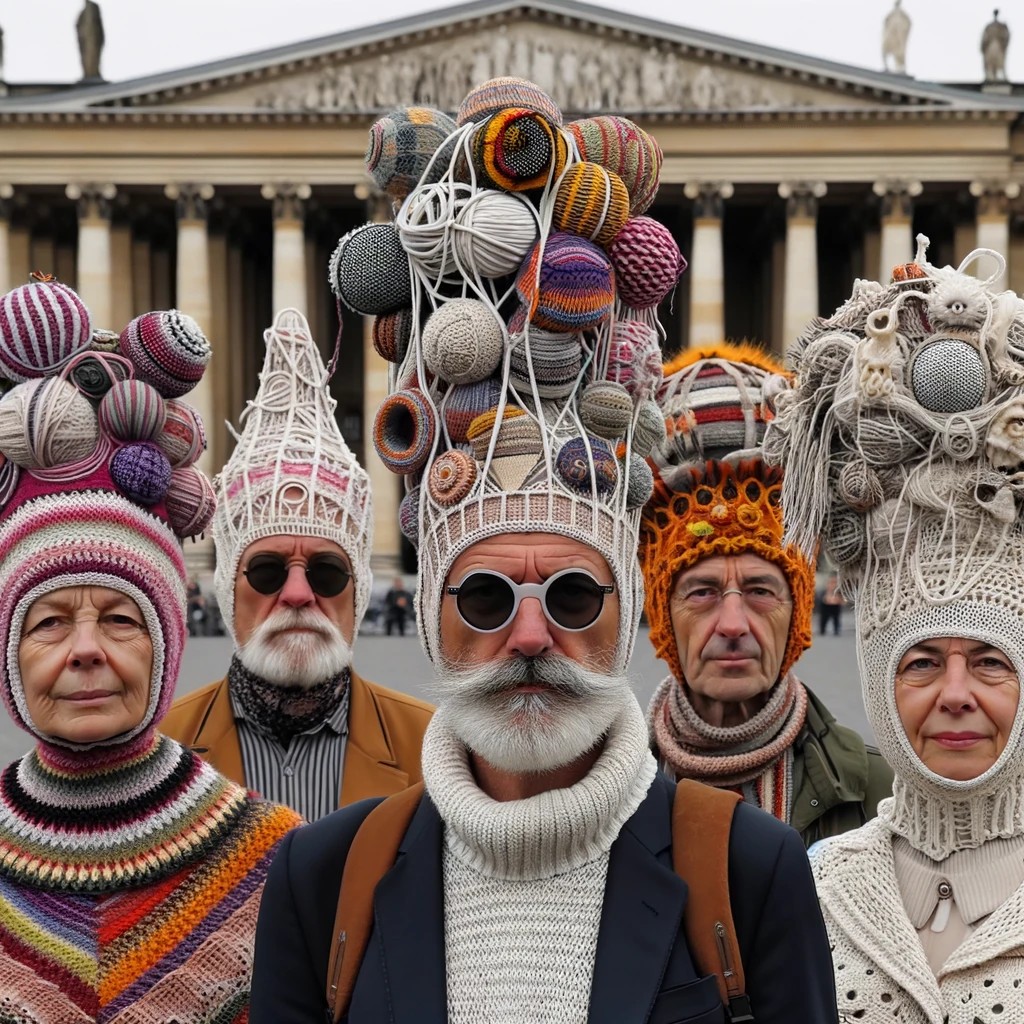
[0,732,301,1023]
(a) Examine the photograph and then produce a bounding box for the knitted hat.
[639,344,815,685]
[213,308,373,640]
[765,235,1024,858]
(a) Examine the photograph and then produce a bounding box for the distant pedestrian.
[819,573,844,636]
[186,576,206,636]
[384,576,414,636]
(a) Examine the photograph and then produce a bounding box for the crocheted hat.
[0,279,214,751]
[349,76,681,672]
[765,236,1024,857]
[639,344,815,684]
[212,308,373,640]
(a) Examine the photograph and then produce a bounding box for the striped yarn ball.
[443,377,503,444]
[609,217,687,310]
[0,458,19,509]
[110,442,172,506]
[428,449,478,507]
[508,329,582,398]
[0,377,100,469]
[580,381,634,440]
[329,222,412,316]
[632,398,667,458]
[567,115,663,216]
[452,190,538,278]
[120,310,211,399]
[608,320,663,397]
[456,77,563,127]
[373,308,415,364]
[0,280,92,381]
[155,398,206,468]
[422,299,504,385]
[624,454,655,508]
[555,435,618,496]
[515,233,615,333]
[366,106,458,204]
[98,379,166,442]
[399,487,421,544]
[373,388,435,474]
[467,405,526,460]
[472,108,568,193]
[552,163,630,247]
[164,465,216,537]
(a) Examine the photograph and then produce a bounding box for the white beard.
[238,608,353,688]
[434,653,630,773]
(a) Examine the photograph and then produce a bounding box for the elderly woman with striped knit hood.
[766,238,1024,1021]
[0,277,300,1023]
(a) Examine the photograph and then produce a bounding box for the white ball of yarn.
[423,299,505,385]
[396,181,467,280]
[452,190,538,279]
[0,377,99,469]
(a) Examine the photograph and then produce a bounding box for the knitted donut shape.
[373,388,435,474]
[473,108,568,192]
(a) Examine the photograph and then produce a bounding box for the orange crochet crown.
[639,457,815,685]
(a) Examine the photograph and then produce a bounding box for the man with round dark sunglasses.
[162,310,432,823]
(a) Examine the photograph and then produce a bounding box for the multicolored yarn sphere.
[567,115,663,216]
[580,381,634,440]
[0,279,92,382]
[609,217,687,310]
[155,398,206,468]
[372,308,415,364]
[398,487,421,545]
[632,398,667,458]
[508,328,582,399]
[373,388,436,475]
[472,108,568,193]
[0,377,100,470]
[165,465,216,537]
[110,442,172,506]
[624,454,655,508]
[608,320,663,397]
[365,106,458,204]
[98,379,166,443]
[428,449,478,507]
[443,377,503,444]
[555,435,618,496]
[422,299,505,385]
[329,222,412,316]
[515,233,615,333]
[119,310,211,399]
[452,190,538,279]
[552,163,630,247]
[466,406,534,460]
[456,77,563,127]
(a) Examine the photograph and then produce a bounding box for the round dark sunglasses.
[446,568,615,633]
[243,553,352,598]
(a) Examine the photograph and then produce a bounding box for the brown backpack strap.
[672,779,753,1023]
[325,781,424,1023]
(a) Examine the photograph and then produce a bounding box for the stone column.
[778,181,826,352]
[0,185,13,295]
[66,183,116,327]
[684,181,733,347]
[872,180,922,281]
[969,180,1021,290]
[261,183,311,314]
[110,221,134,328]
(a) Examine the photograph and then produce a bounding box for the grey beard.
[238,608,353,688]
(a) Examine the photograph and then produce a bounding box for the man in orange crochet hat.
[639,344,892,846]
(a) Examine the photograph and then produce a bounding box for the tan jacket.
[160,670,434,807]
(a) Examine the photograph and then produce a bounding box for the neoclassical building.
[1,0,1022,568]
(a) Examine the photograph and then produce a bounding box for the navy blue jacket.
[251,774,837,1023]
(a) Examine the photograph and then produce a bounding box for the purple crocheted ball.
[0,279,92,382]
[110,442,172,506]
[554,435,618,496]
[119,310,211,398]
[608,217,687,310]
[443,377,503,444]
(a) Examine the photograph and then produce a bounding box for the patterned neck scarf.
[649,671,808,822]
[228,655,350,747]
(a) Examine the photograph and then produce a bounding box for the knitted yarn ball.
[365,106,458,204]
[608,320,664,397]
[98,379,166,443]
[422,299,505,385]
[66,350,131,401]
[164,465,216,537]
[552,163,630,247]
[632,398,666,458]
[0,459,19,509]
[397,182,469,280]
[508,328,582,399]
[155,398,206,468]
[373,388,435,474]
[456,77,563,127]
[0,279,92,382]
[372,308,415,364]
[119,310,211,399]
[329,222,412,315]
[515,233,615,333]
[609,217,687,310]
[399,487,421,544]
[0,377,99,470]
[466,406,534,460]
[452,190,538,278]
[428,449,478,507]
[110,442,172,506]
[472,108,568,193]
[567,115,663,216]
[555,435,618,496]
[624,454,655,509]
[443,376,503,444]
[580,381,634,440]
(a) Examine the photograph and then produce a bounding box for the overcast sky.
[1,0,1021,87]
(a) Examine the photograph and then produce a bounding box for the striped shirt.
[230,686,349,823]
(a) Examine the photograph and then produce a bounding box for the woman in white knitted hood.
[765,237,1024,1022]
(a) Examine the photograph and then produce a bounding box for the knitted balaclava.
[212,309,373,640]
[0,276,214,753]
[765,236,1024,858]
[639,344,815,684]
[334,79,683,673]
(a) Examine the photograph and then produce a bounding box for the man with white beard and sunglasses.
[161,309,433,822]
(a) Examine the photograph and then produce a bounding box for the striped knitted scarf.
[649,671,808,822]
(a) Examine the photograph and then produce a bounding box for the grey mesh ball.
[329,222,412,316]
[910,338,987,413]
